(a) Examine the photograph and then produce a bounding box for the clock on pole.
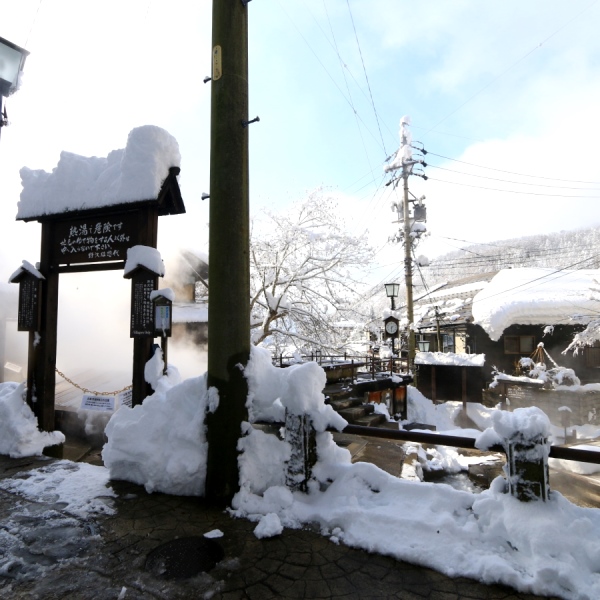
[384,316,400,354]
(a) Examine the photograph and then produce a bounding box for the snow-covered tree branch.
[249,190,375,354]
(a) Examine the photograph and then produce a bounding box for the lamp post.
[384,282,400,310]
[0,36,29,140]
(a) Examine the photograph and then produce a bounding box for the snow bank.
[0,382,65,458]
[472,268,600,341]
[102,375,208,496]
[245,346,346,431]
[403,385,460,431]
[415,351,485,367]
[17,125,180,219]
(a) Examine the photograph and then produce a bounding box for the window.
[504,335,535,354]
[584,347,600,368]
[442,334,454,353]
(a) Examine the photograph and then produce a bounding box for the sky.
[1,0,600,287]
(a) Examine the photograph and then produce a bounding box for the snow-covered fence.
[489,380,600,427]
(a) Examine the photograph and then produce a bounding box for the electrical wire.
[275,0,387,154]
[426,175,600,198]
[346,0,387,157]
[421,0,599,136]
[427,163,600,191]
[424,150,600,185]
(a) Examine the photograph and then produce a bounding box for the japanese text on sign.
[81,394,115,412]
[59,219,130,261]
[18,277,40,331]
[131,275,155,337]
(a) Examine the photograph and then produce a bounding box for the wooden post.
[505,433,550,502]
[206,0,250,504]
[285,410,317,492]
[33,222,59,433]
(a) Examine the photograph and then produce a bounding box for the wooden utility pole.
[205,0,251,504]
[402,167,416,370]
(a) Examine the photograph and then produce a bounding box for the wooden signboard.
[17,274,41,332]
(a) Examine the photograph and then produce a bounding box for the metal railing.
[274,352,408,376]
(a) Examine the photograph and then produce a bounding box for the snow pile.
[102,374,208,496]
[245,345,346,431]
[402,386,460,431]
[0,460,115,517]
[415,351,485,367]
[124,245,165,277]
[17,125,180,219]
[0,383,65,458]
[472,268,600,341]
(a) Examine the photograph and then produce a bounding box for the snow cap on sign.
[17,125,181,219]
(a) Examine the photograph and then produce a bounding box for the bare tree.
[250,190,374,354]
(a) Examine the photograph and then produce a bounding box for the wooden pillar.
[32,222,59,432]
[130,208,159,406]
[462,366,468,411]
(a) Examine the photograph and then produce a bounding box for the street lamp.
[417,338,430,352]
[0,36,29,138]
[384,282,400,310]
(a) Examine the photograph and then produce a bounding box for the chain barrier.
[55,368,132,396]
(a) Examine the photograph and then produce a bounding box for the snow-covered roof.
[150,288,175,303]
[415,352,485,367]
[8,260,45,283]
[472,268,600,341]
[17,125,181,220]
[124,246,165,277]
[172,303,208,324]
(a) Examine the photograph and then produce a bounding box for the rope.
[55,368,132,396]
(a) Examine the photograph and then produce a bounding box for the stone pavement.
[0,450,562,600]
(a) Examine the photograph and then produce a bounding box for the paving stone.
[0,452,564,600]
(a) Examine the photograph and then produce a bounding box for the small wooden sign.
[130,270,156,337]
[17,275,41,332]
[118,389,133,408]
[153,295,172,337]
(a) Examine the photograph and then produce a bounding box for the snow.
[17,125,181,219]
[8,259,44,282]
[3,348,600,598]
[0,460,115,518]
[102,373,208,496]
[415,351,485,367]
[172,302,208,324]
[473,268,600,341]
[150,287,174,302]
[123,245,165,277]
[0,383,64,458]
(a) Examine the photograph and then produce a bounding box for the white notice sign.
[81,394,115,412]
[118,389,133,408]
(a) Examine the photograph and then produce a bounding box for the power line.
[322,0,374,180]
[276,0,387,154]
[421,0,599,136]
[426,175,600,198]
[427,163,600,191]
[425,150,600,185]
[345,0,387,156]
